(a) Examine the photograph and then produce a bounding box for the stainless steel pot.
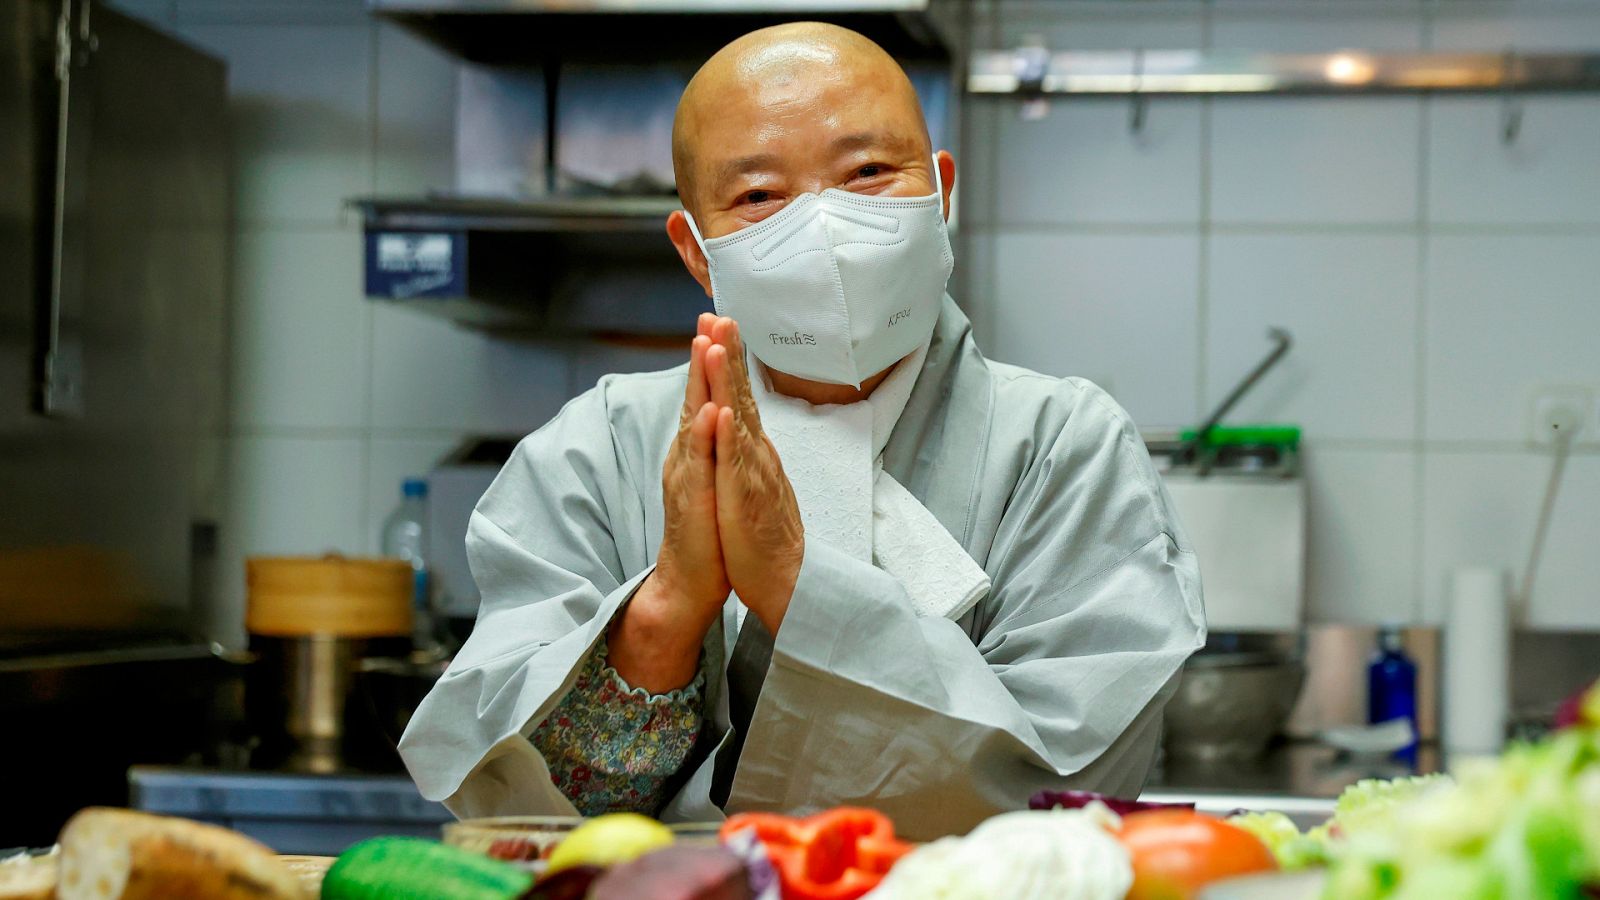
[1164,652,1307,762]
[244,556,414,773]
[247,635,410,773]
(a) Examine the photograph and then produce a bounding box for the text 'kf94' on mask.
[682,161,955,388]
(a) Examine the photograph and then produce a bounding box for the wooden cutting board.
[277,855,336,894]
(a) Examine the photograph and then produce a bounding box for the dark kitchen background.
[3,0,1597,853]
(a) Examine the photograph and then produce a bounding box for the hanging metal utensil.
[1183,327,1293,474]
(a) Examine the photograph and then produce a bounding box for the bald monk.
[399,23,1205,839]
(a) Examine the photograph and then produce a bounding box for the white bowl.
[1200,870,1326,900]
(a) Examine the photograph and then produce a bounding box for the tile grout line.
[985,221,1600,236]
[361,17,381,555]
[981,0,1003,347]
[1282,437,1600,455]
[1413,0,1434,624]
[218,426,1600,455]
[1195,1,1214,423]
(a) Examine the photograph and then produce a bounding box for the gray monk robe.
[398,296,1206,841]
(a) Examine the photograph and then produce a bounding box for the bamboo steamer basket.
[246,555,412,638]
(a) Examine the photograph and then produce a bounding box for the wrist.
[606,571,712,694]
[624,570,713,646]
[746,539,802,635]
[636,567,722,639]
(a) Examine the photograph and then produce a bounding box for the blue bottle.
[1368,626,1419,764]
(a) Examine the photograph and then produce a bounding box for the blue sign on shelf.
[364,231,466,299]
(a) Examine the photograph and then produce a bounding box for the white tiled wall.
[124,0,1600,637]
[965,0,1600,630]
[1205,234,1419,442]
[1209,98,1422,225]
[993,99,1204,227]
[992,233,1201,427]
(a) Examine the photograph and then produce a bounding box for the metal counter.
[129,742,1432,853]
[129,767,452,856]
[1146,740,1444,829]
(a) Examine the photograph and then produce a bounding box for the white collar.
[751,342,929,462]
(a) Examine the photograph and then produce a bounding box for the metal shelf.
[351,194,681,233]
[350,194,708,336]
[969,49,1600,97]
[352,1,964,333]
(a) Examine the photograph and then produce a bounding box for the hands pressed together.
[608,314,805,694]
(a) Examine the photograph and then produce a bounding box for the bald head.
[670,22,933,225]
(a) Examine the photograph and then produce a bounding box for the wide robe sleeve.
[398,380,663,819]
[727,382,1207,841]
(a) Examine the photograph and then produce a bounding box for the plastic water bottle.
[1368,626,1419,765]
[381,477,434,651]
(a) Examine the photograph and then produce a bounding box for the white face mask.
[682,161,954,388]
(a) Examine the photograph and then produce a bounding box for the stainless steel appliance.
[0,0,228,846]
[1147,331,1309,763]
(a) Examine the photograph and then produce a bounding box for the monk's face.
[667,26,955,294]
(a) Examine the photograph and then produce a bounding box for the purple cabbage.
[525,865,602,900]
[1028,789,1194,817]
[1554,678,1597,731]
[720,825,779,899]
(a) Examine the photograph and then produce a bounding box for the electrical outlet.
[1529,386,1592,445]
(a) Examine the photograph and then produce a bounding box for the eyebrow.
[828,130,914,155]
[708,131,923,192]
[711,152,783,191]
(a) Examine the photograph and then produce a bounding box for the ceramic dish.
[444,816,723,868]
[1200,869,1327,900]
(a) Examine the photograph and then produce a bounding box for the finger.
[719,316,744,360]
[686,335,711,412]
[698,312,717,339]
[709,315,737,355]
[689,401,717,467]
[679,336,706,428]
[705,342,736,413]
[711,317,763,433]
[715,407,738,480]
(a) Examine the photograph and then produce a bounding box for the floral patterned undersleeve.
[530,641,704,816]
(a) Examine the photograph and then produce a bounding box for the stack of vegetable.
[724,800,1287,900]
[323,813,773,899]
[43,682,1597,899]
[1323,680,1599,899]
[967,795,1280,900]
[1227,679,1600,899]
[314,798,1286,900]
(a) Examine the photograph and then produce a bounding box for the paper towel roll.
[1443,566,1510,757]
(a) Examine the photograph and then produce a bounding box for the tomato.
[1116,809,1278,899]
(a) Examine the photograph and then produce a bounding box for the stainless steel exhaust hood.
[369,0,957,62]
[354,0,962,335]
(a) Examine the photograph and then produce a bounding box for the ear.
[666,210,713,298]
[936,150,957,222]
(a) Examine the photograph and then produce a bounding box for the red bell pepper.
[720,807,913,900]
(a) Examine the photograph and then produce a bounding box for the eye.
[855,164,884,179]
[741,190,773,205]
